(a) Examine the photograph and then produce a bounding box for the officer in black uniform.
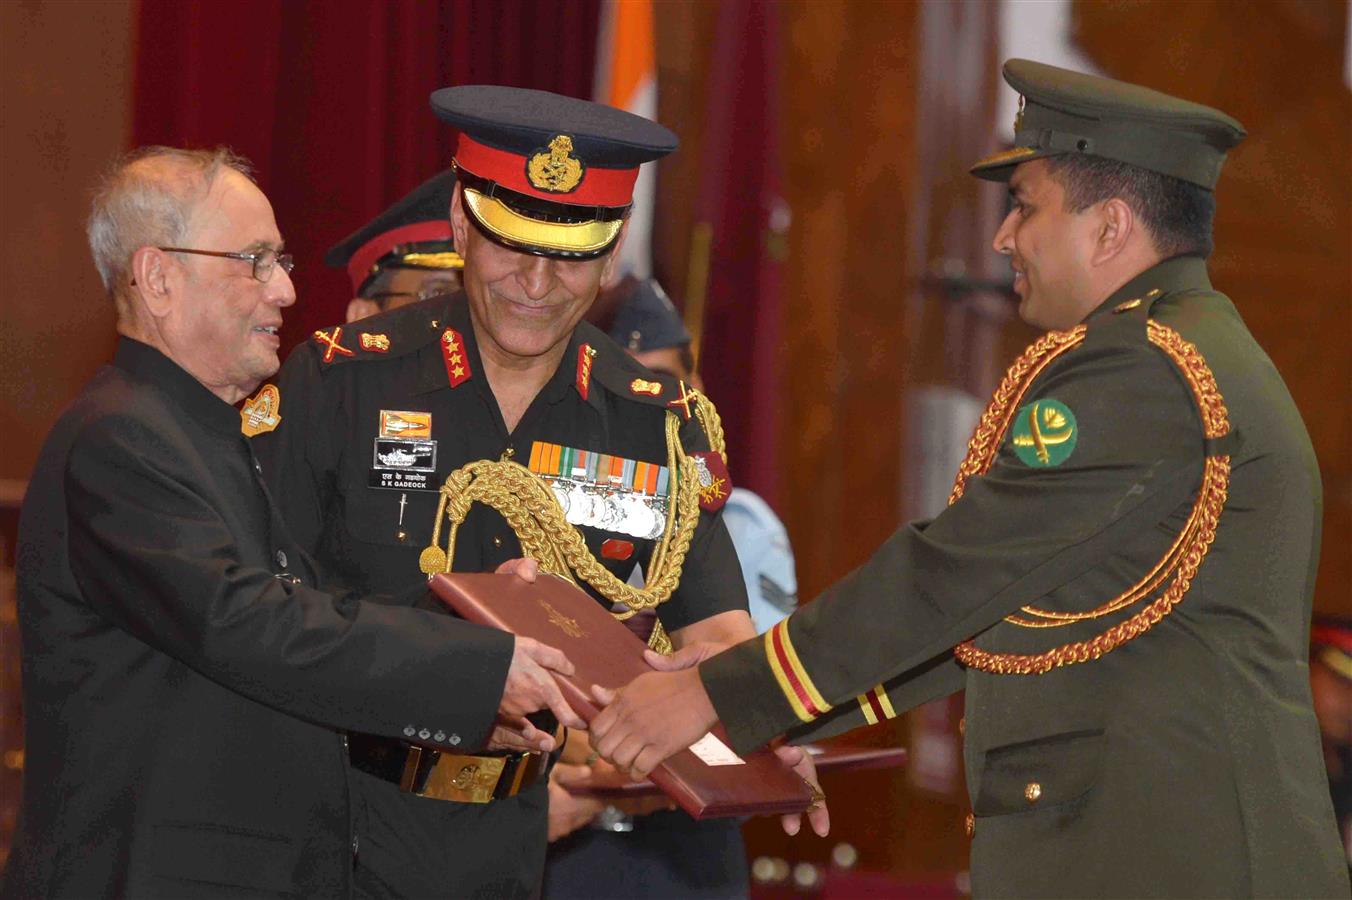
[254,86,754,898]
[324,169,464,324]
[589,60,1350,897]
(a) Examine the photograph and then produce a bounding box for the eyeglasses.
[159,246,295,283]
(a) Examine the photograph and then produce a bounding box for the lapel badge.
[240,384,282,437]
[441,327,472,388]
[313,326,355,363]
[630,378,662,397]
[360,332,391,352]
[379,410,432,439]
[576,344,597,401]
[527,134,585,193]
[666,381,697,420]
[1011,398,1078,467]
[690,451,731,512]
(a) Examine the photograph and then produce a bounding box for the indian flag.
[594,0,657,279]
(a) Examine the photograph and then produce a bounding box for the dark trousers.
[350,768,548,899]
[543,811,749,900]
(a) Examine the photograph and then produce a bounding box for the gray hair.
[87,146,255,299]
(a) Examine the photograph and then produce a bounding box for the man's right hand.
[498,636,586,730]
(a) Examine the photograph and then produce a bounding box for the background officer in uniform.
[590,60,1351,897]
[3,145,576,897]
[254,86,757,898]
[325,168,465,324]
[587,274,799,634]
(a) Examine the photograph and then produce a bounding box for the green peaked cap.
[971,59,1246,190]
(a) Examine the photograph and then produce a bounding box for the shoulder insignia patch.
[691,451,731,511]
[360,332,391,352]
[576,343,597,400]
[441,327,472,388]
[240,384,282,437]
[313,327,355,363]
[1010,398,1077,467]
[630,378,663,397]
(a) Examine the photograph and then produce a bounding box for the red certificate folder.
[563,744,908,799]
[428,571,814,819]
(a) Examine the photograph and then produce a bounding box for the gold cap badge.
[527,135,585,193]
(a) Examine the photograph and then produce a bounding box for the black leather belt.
[347,733,554,804]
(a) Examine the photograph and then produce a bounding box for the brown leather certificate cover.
[428,572,814,819]
[563,744,908,799]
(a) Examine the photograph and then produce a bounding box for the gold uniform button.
[1024,782,1042,803]
[964,813,975,837]
[958,717,965,736]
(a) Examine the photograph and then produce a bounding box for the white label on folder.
[689,732,746,767]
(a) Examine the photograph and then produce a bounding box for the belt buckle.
[404,749,508,803]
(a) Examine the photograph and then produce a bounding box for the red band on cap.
[454,134,638,207]
[347,220,453,293]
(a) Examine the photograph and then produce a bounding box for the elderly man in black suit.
[2,145,581,898]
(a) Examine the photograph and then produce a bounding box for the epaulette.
[307,296,450,367]
[573,320,688,411]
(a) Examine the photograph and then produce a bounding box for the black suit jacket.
[2,338,514,897]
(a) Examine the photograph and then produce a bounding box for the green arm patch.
[1010,398,1078,467]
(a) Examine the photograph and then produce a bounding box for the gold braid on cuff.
[950,321,1232,675]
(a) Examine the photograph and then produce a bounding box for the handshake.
[486,558,830,840]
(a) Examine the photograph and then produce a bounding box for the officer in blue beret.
[589,59,1350,897]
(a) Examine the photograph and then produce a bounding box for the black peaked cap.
[430,85,678,166]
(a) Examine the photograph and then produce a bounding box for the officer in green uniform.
[324,168,464,324]
[253,86,755,898]
[590,60,1351,898]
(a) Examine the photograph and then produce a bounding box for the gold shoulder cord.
[950,321,1232,675]
[419,390,727,655]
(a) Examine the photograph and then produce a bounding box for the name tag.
[370,437,438,491]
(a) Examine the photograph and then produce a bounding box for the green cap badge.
[1011,398,1078,467]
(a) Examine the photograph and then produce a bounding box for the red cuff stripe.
[865,689,887,723]
[770,624,825,719]
[454,134,638,207]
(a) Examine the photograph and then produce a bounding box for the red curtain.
[690,0,785,507]
[133,0,600,351]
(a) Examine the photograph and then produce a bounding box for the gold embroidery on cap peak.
[527,134,584,193]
